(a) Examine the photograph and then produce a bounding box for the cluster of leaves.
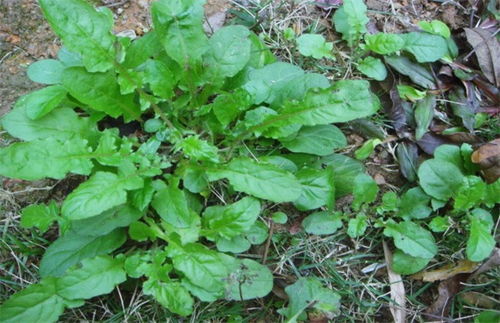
[289,0,499,275]
[0,0,385,321]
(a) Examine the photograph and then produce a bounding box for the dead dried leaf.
[411,260,480,282]
[426,273,470,318]
[417,132,454,155]
[472,248,500,277]
[460,292,498,309]
[422,250,500,318]
[383,242,407,323]
[471,138,500,183]
[389,85,411,137]
[464,28,500,87]
[396,142,418,182]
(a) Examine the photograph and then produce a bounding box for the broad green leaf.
[205,25,251,80]
[122,31,163,69]
[56,255,126,300]
[129,221,157,242]
[347,214,368,238]
[177,136,220,163]
[167,242,233,299]
[143,59,176,99]
[365,33,405,54]
[272,211,288,224]
[40,228,126,277]
[392,249,430,275]
[434,144,465,172]
[225,259,273,300]
[21,201,59,233]
[377,192,399,214]
[131,179,156,211]
[0,278,66,323]
[384,56,436,89]
[62,67,141,122]
[152,183,200,229]
[397,85,426,101]
[484,179,500,206]
[418,20,451,38]
[322,153,365,197]
[39,0,116,72]
[354,138,382,160]
[454,176,486,211]
[302,211,343,235]
[1,106,96,142]
[294,167,335,211]
[466,211,495,262]
[15,86,67,120]
[209,89,252,126]
[397,187,432,220]
[0,137,93,180]
[245,221,269,245]
[143,280,194,316]
[402,32,448,63]
[429,216,450,232]
[281,125,347,156]
[27,59,65,84]
[57,47,83,67]
[333,0,368,46]
[91,129,127,167]
[384,220,437,259]
[203,197,260,239]
[152,0,208,65]
[418,159,464,200]
[208,157,302,203]
[414,95,436,139]
[270,73,330,109]
[357,56,387,81]
[475,311,500,323]
[352,173,379,210]
[182,167,209,193]
[62,171,143,220]
[71,205,143,236]
[280,277,340,323]
[296,34,333,59]
[215,235,251,253]
[243,62,305,105]
[263,80,379,134]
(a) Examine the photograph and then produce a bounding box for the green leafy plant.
[0,0,384,321]
[329,0,456,81]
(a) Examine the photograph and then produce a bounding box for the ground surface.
[0,0,498,322]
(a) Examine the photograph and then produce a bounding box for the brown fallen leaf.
[464,28,500,87]
[472,248,500,277]
[460,291,498,309]
[420,250,500,318]
[417,132,454,155]
[471,138,500,183]
[426,273,470,318]
[383,242,406,323]
[411,260,480,282]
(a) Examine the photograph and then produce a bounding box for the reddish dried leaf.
[472,138,500,183]
[464,28,500,87]
[417,132,454,155]
[396,142,418,182]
